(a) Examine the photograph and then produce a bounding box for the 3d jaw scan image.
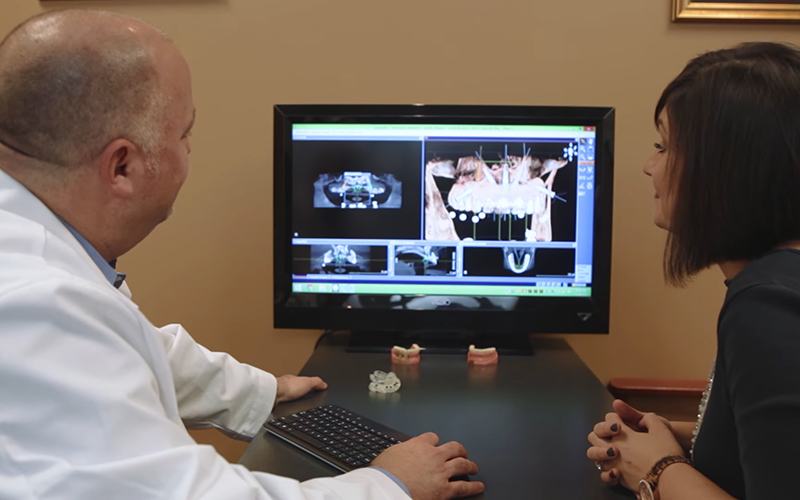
[314,171,402,209]
[424,141,577,242]
[394,245,456,276]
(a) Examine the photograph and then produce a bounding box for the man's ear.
[97,138,147,198]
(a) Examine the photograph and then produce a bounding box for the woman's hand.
[587,401,679,490]
[586,422,621,487]
[608,399,674,432]
[586,400,650,487]
[588,413,685,490]
[600,400,694,451]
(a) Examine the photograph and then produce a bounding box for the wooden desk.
[240,333,630,499]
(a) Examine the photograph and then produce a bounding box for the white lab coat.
[0,168,409,500]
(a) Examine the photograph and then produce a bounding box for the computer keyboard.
[264,404,410,472]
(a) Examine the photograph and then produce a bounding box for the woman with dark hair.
[586,42,800,499]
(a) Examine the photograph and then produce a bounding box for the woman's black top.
[692,249,800,499]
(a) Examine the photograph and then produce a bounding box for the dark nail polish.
[610,423,619,432]
[607,447,615,457]
[609,470,617,480]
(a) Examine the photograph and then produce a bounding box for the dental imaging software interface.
[290,123,597,299]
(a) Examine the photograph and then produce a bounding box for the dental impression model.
[391,344,424,365]
[369,370,402,394]
[467,345,499,366]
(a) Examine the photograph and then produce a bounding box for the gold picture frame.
[673,1,800,22]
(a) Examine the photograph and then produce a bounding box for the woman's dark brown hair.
[656,42,800,285]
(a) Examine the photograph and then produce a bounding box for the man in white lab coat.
[0,10,484,500]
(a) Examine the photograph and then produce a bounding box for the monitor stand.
[345,330,533,355]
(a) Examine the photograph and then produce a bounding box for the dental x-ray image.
[292,140,422,239]
[502,246,537,274]
[308,244,388,275]
[313,171,402,209]
[394,245,456,276]
[463,247,575,278]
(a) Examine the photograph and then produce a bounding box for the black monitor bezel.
[274,104,614,334]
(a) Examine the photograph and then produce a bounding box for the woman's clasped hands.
[586,399,686,491]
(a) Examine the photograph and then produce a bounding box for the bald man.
[0,10,484,500]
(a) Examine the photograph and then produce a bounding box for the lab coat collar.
[58,215,127,289]
[0,168,132,300]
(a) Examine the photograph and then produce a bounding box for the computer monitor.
[274,105,613,352]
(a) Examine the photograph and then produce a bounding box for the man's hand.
[275,375,328,404]
[372,432,485,499]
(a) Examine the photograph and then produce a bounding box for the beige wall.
[6,0,800,459]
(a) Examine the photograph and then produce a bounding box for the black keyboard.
[264,404,410,472]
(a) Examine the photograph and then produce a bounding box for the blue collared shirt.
[59,219,126,288]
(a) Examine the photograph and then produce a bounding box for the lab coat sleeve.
[0,277,410,500]
[156,323,277,439]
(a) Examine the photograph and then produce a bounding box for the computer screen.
[274,105,613,341]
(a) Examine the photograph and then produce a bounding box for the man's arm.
[1,277,411,499]
[156,323,278,438]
